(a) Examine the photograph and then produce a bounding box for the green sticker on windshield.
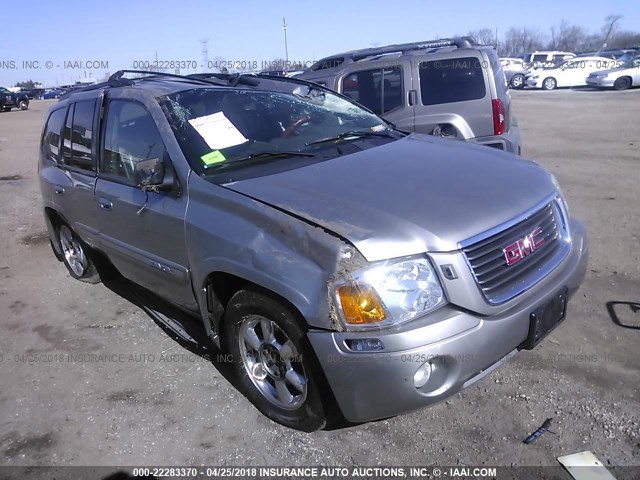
[201,150,226,166]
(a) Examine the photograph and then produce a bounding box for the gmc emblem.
[503,227,545,266]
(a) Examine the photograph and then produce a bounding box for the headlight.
[332,257,446,330]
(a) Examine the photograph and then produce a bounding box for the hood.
[224,134,556,262]
[591,67,630,77]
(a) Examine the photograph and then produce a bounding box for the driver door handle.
[99,198,113,210]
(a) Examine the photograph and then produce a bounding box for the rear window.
[419,57,486,105]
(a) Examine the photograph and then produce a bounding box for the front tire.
[57,224,100,283]
[613,77,631,91]
[510,74,525,89]
[542,77,557,90]
[224,289,327,432]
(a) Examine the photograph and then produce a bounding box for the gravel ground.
[0,90,638,477]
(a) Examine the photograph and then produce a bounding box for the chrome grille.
[462,201,569,304]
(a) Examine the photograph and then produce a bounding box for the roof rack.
[57,78,134,100]
[310,36,477,70]
[109,70,219,86]
[187,72,260,87]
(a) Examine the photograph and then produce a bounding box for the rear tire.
[3,107,11,112]
[613,77,631,91]
[542,77,557,90]
[57,224,101,283]
[224,289,327,432]
[18,100,28,111]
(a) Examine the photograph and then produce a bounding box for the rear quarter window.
[419,57,486,105]
[41,108,67,163]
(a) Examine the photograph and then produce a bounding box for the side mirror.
[134,157,176,192]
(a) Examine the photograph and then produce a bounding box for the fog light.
[413,362,433,388]
[345,338,385,352]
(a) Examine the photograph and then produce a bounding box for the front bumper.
[308,220,588,423]
[586,78,614,88]
[526,78,542,88]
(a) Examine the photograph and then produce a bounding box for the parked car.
[22,87,45,99]
[43,89,64,99]
[500,58,528,89]
[522,51,576,70]
[39,70,587,431]
[526,56,624,90]
[576,48,640,60]
[0,87,17,111]
[0,87,29,111]
[586,56,640,90]
[298,37,522,155]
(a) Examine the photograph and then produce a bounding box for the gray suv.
[39,70,587,431]
[298,38,522,154]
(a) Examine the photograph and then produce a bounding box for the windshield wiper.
[237,151,317,161]
[305,130,393,146]
[204,150,318,172]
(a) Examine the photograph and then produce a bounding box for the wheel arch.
[44,207,66,258]
[616,76,633,88]
[201,270,315,347]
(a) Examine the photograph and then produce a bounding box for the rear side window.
[101,101,166,182]
[532,54,547,62]
[419,57,486,105]
[341,67,403,114]
[490,54,508,96]
[62,100,97,171]
[42,108,66,162]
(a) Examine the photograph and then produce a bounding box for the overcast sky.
[1,0,638,86]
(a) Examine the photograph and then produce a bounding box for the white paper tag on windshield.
[188,112,248,150]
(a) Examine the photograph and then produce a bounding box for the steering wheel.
[282,114,311,139]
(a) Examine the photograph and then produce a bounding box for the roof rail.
[57,78,134,100]
[57,70,223,101]
[108,69,217,86]
[310,36,477,70]
[187,72,260,87]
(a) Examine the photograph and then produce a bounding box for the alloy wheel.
[59,225,87,277]
[238,315,307,410]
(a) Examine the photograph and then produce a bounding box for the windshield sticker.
[201,150,227,166]
[188,112,248,150]
[371,125,386,132]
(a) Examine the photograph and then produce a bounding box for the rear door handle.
[54,186,65,195]
[408,90,417,107]
[99,198,113,210]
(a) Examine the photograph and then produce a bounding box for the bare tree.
[468,28,497,47]
[600,14,623,49]
[502,27,546,56]
[608,30,640,49]
[549,20,587,52]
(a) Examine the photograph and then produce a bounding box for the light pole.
[283,17,289,66]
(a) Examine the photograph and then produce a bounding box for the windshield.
[159,82,395,176]
[621,56,640,68]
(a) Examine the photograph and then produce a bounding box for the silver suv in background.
[298,38,522,155]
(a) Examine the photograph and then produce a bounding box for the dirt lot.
[0,90,638,476]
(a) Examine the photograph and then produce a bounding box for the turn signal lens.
[337,285,387,325]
